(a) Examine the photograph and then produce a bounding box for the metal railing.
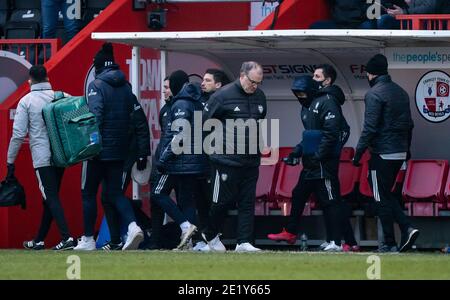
[0,39,61,65]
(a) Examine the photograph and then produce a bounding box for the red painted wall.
[0,0,251,248]
[255,0,330,30]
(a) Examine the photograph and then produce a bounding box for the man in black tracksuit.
[193,69,231,250]
[353,54,419,253]
[152,70,209,250]
[78,43,143,251]
[202,61,267,252]
[268,75,345,251]
[147,76,173,249]
[100,92,151,250]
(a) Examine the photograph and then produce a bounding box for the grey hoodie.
[7,82,59,169]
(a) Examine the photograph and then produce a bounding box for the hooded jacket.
[87,65,138,161]
[8,82,58,168]
[159,83,209,175]
[292,77,349,179]
[356,75,414,157]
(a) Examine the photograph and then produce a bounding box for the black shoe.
[399,228,420,253]
[102,242,123,251]
[23,240,45,250]
[377,244,399,253]
[52,237,75,251]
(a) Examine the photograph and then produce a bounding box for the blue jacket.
[87,65,136,161]
[159,83,209,175]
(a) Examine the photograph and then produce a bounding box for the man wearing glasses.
[201,61,266,252]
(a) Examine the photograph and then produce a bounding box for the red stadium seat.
[445,172,450,208]
[340,147,355,161]
[255,163,278,215]
[275,163,302,200]
[339,160,360,197]
[402,160,449,216]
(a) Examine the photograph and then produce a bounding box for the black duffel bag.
[0,176,26,209]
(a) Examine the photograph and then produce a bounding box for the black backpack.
[0,176,26,209]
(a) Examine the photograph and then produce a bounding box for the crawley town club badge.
[415,70,450,123]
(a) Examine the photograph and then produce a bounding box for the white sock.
[180,221,191,233]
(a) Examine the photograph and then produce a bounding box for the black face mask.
[297,96,311,107]
[368,77,377,88]
[315,79,326,89]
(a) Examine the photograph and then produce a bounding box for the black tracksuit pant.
[286,171,343,245]
[203,164,259,244]
[151,174,198,226]
[368,154,411,246]
[101,170,153,245]
[34,166,70,242]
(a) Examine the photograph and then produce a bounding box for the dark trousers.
[34,166,70,242]
[286,172,343,245]
[151,174,198,226]
[101,171,152,244]
[204,164,259,244]
[81,160,136,244]
[368,154,411,246]
[196,176,212,232]
[148,169,165,247]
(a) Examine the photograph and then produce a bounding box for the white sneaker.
[177,224,197,250]
[74,236,96,251]
[199,244,211,252]
[319,241,330,251]
[235,242,261,252]
[123,223,144,250]
[193,241,207,251]
[173,239,193,251]
[203,233,226,252]
[323,241,342,252]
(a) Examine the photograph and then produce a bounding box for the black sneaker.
[377,244,399,253]
[399,228,420,253]
[102,242,123,251]
[23,240,45,250]
[52,237,75,251]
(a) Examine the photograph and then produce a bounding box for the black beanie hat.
[94,43,115,71]
[169,70,189,96]
[366,54,388,76]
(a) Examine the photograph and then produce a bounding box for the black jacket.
[328,0,369,28]
[87,65,137,161]
[124,94,151,171]
[404,0,450,14]
[293,80,348,179]
[356,75,414,157]
[203,80,267,168]
[150,99,172,181]
[159,83,209,175]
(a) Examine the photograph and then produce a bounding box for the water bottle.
[300,233,308,251]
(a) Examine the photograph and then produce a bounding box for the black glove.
[156,161,165,173]
[136,157,147,171]
[6,163,15,180]
[283,153,300,166]
[352,151,363,167]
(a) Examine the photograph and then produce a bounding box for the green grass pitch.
[0,250,449,280]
